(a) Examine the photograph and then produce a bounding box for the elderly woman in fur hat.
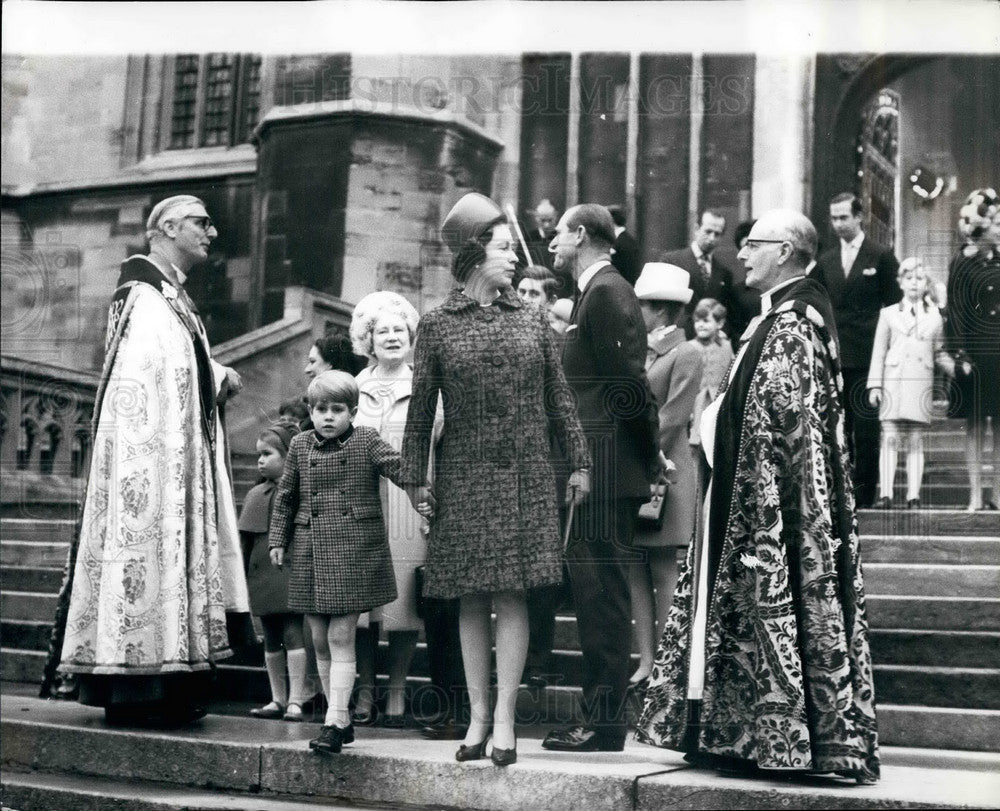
[401,193,591,766]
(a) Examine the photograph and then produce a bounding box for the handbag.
[636,481,669,531]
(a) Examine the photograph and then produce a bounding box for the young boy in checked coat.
[268,370,432,754]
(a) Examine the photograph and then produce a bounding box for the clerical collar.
[577,260,608,293]
[169,263,188,286]
[760,275,805,313]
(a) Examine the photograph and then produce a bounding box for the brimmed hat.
[634,263,693,304]
[441,193,505,255]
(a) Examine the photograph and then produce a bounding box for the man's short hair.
[146,195,206,240]
[830,192,863,217]
[784,212,819,266]
[698,208,727,228]
[606,204,627,228]
[517,264,558,298]
[565,204,617,249]
[307,370,359,409]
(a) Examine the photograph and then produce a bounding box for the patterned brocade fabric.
[636,311,880,781]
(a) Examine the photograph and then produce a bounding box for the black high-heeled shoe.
[456,736,491,762]
[491,735,517,767]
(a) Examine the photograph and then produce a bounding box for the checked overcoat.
[268,425,401,615]
[401,288,590,600]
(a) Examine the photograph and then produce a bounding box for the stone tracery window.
[167,53,263,150]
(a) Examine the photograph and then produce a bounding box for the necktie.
[698,254,712,284]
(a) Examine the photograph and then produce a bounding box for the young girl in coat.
[687,298,734,449]
[268,371,432,754]
[240,422,311,722]
[867,258,954,508]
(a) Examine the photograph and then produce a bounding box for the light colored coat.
[635,326,703,548]
[867,300,945,424]
[355,364,427,631]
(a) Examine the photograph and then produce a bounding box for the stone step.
[866,596,1000,630]
[1,770,348,811]
[862,535,1000,565]
[0,540,70,568]
[863,563,1000,597]
[0,590,58,622]
[1,619,53,651]
[869,629,1000,669]
[857,509,1000,538]
[0,565,64,593]
[0,517,76,543]
[873,665,1000,710]
[3,695,999,809]
[877,705,1000,753]
[0,648,44,683]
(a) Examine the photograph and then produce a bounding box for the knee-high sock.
[263,650,288,705]
[286,648,310,706]
[315,653,332,705]
[325,660,355,727]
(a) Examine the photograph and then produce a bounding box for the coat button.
[342,509,349,516]
[341,459,347,465]
[492,355,504,367]
[312,490,319,496]
[312,509,319,517]
[311,460,318,467]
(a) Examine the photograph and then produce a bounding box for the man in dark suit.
[659,209,735,338]
[542,203,659,753]
[607,204,641,286]
[810,192,900,508]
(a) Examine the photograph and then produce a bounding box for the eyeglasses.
[743,238,788,250]
[181,215,215,231]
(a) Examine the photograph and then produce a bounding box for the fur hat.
[634,263,693,304]
[441,193,505,255]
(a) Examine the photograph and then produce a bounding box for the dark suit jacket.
[810,236,900,369]
[658,246,735,339]
[562,264,658,500]
[611,230,641,286]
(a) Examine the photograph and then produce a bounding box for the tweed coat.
[401,288,589,600]
[268,426,400,615]
[688,336,735,447]
[867,300,946,424]
[562,264,659,502]
[634,326,703,548]
[811,236,901,370]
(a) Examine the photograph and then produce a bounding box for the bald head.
[737,209,817,291]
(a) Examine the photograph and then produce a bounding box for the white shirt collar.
[577,260,609,293]
[760,275,805,313]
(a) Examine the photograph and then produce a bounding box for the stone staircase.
[3,422,998,752]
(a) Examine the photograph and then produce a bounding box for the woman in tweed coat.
[401,193,590,764]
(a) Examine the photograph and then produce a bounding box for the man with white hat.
[58,195,250,727]
[628,264,703,691]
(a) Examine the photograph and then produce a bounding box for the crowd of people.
[48,184,999,782]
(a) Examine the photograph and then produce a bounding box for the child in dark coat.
[268,371,433,754]
[240,422,311,722]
